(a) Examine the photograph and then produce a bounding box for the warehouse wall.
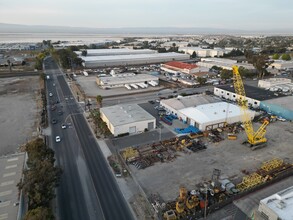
[260,102,293,120]
[113,119,156,137]
[214,87,260,108]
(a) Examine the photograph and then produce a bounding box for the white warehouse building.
[179,47,227,57]
[100,104,156,137]
[197,58,255,70]
[80,52,190,68]
[75,48,156,56]
[96,73,159,89]
[178,102,255,131]
[160,94,220,116]
[258,186,293,220]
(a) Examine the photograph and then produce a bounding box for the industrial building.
[258,78,293,92]
[269,60,293,70]
[161,61,199,74]
[96,73,159,89]
[197,58,255,70]
[258,186,293,220]
[260,96,293,120]
[100,104,156,137]
[75,48,156,56]
[80,52,190,68]
[214,85,283,109]
[214,85,293,120]
[179,47,227,57]
[178,102,255,131]
[160,94,220,116]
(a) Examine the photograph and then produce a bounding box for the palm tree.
[96,95,103,108]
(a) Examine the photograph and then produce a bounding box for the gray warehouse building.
[81,52,190,68]
[100,104,156,137]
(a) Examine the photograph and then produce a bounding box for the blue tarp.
[174,125,201,134]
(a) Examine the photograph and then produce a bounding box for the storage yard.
[117,119,293,219]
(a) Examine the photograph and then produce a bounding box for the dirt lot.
[130,121,293,202]
[0,76,40,155]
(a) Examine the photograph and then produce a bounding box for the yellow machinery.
[232,66,269,149]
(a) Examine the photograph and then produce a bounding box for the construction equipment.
[232,66,269,150]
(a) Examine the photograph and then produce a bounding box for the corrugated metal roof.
[100,104,155,126]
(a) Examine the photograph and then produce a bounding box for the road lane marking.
[5,165,17,169]
[0,213,8,220]
[0,181,14,187]
[7,157,18,162]
[3,172,16,178]
[0,201,10,208]
[0,190,12,197]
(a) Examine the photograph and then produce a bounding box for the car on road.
[61,124,67,129]
[148,100,155,104]
[58,110,63,115]
[55,136,61,142]
[51,118,57,124]
[51,105,57,111]
[49,92,53,97]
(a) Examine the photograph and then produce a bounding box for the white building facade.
[178,102,255,131]
[100,104,156,137]
[214,87,260,108]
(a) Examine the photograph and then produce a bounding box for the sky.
[0,0,292,30]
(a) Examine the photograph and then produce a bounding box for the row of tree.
[89,109,111,136]
[18,138,62,220]
[272,53,291,60]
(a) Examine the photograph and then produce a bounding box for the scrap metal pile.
[121,135,207,170]
[159,158,293,220]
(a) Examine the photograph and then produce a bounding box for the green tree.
[272,54,280,59]
[18,138,62,209]
[197,77,207,85]
[24,207,54,220]
[96,95,103,108]
[220,69,233,80]
[238,66,255,78]
[81,50,87,56]
[281,53,291,61]
[191,51,197,58]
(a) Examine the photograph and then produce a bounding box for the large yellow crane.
[232,66,269,150]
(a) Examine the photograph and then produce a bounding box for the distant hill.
[0,23,292,35]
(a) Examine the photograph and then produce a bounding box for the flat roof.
[260,186,293,220]
[100,104,155,126]
[81,52,189,62]
[163,61,198,70]
[0,153,25,220]
[216,84,285,101]
[161,94,220,110]
[179,102,252,124]
[75,48,156,56]
[98,73,158,85]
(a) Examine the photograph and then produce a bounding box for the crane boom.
[232,66,268,149]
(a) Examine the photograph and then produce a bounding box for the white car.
[55,136,61,142]
[61,124,67,129]
[49,92,53,97]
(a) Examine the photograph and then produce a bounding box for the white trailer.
[130,84,138,89]
[125,84,132,90]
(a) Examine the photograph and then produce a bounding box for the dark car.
[58,110,63,115]
[148,100,155,104]
[51,105,57,111]
[51,119,57,124]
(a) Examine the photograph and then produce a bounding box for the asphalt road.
[44,57,134,220]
